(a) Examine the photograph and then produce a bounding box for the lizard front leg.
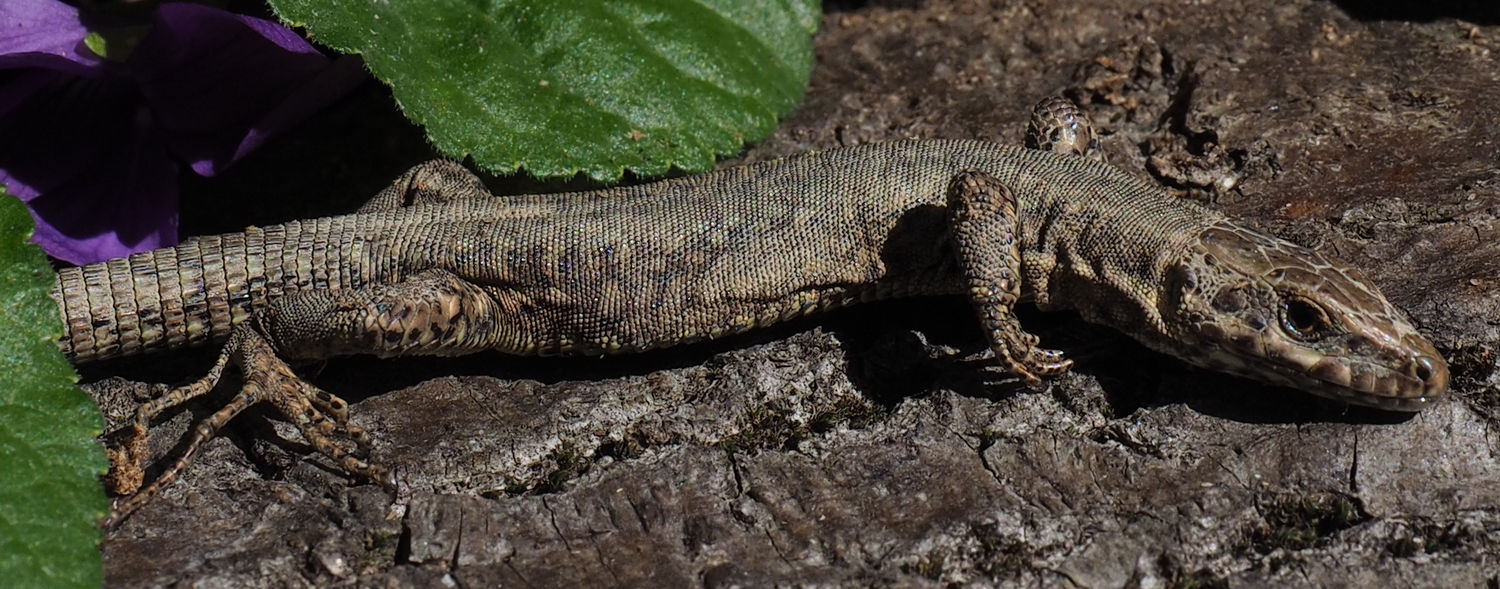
[107,268,509,526]
[945,170,1072,383]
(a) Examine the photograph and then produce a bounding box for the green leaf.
[0,192,107,587]
[269,0,820,181]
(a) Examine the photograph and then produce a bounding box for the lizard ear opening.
[1159,259,1208,331]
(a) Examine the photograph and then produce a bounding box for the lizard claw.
[962,344,1073,385]
[101,324,392,529]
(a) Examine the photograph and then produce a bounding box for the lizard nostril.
[1413,357,1435,382]
[1411,355,1450,397]
[1410,358,1434,380]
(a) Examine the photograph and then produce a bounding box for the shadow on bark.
[1330,0,1500,24]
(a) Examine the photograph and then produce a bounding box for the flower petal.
[0,70,133,204]
[0,71,178,263]
[25,121,178,264]
[0,0,101,76]
[130,3,366,176]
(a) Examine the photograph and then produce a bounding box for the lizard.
[52,97,1449,526]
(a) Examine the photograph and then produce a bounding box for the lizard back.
[359,140,1222,355]
[55,140,1221,361]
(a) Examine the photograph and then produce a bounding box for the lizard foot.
[104,324,390,528]
[946,170,1073,384]
[358,159,490,212]
[1024,95,1105,162]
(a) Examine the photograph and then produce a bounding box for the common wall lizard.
[53,99,1449,525]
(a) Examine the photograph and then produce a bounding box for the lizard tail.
[52,219,371,363]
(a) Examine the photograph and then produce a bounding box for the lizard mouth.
[1298,352,1448,412]
[1194,340,1449,412]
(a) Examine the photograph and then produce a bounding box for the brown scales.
[52,98,1449,527]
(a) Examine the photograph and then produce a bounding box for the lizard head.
[1159,220,1447,411]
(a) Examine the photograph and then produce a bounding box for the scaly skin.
[1164,221,1445,407]
[1021,98,1444,408]
[53,99,1449,526]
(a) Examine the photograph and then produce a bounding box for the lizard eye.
[1281,297,1333,341]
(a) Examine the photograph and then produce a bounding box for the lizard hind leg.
[105,324,387,528]
[107,269,504,526]
[945,170,1072,384]
[358,159,491,213]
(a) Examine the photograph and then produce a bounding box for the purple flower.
[0,0,366,264]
